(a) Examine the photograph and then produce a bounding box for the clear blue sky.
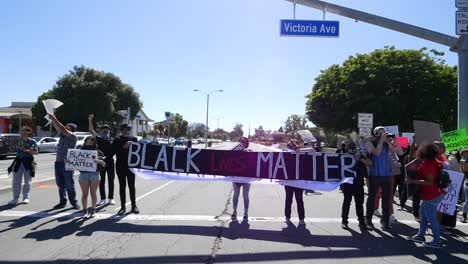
[0,0,459,134]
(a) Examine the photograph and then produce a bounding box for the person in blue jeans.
[407,143,446,248]
[49,113,79,210]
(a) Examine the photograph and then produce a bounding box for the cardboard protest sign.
[65,149,98,172]
[396,137,409,148]
[441,129,468,152]
[231,143,245,151]
[384,125,399,137]
[358,113,373,128]
[413,120,441,146]
[402,132,415,144]
[297,130,317,143]
[437,170,464,216]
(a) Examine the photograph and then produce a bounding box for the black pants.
[412,190,420,218]
[366,176,392,224]
[284,186,305,220]
[99,161,115,200]
[394,174,407,207]
[116,167,136,207]
[341,183,365,224]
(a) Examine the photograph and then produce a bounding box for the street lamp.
[193,89,224,148]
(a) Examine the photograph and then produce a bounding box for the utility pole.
[285,0,467,130]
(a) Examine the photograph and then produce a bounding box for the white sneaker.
[108,199,116,205]
[23,198,30,204]
[8,199,18,205]
[97,200,106,206]
[389,214,397,223]
[374,209,382,217]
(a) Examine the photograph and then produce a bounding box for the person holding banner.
[407,143,445,248]
[77,136,106,218]
[7,126,38,205]
[365,126,403,231]
[113,124,139,215]
[231,136,252,221]
[48,114,80,210]
[88,114,116,206]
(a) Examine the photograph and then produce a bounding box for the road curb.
[0,177,56,195]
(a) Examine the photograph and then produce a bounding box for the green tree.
[153,122,166,138]
[188,122,207,139]
[212,128,228,140]
[306,47,458,132]
[230,123,244,140]
[31,65,142,131]
[284,114,309,136]
[171,113,189,138]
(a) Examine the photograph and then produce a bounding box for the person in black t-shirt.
[112,123,139,215]
[88,114,116,206]
[341,142,372,229]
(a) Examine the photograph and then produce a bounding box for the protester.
[461,149,468,223]
[406,138,421,221]
[7,126,38,205]
[88,114,115,205]
[112,123,139,215]
[283,140,315,225]
[397,147,411,210]
[341,142,372,229]
[49,114,80,210]
[365,126,403,231]
[408,143,446,248]
[77,136,106,218]
[231,136,251,221]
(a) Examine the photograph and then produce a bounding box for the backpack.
[438,169,451,189]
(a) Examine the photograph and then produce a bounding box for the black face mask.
[82,145,97,150]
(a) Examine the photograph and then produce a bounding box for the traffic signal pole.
[285,0,467,130]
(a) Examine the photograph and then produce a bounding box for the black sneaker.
[423,241,443,248]
[131,205,140,214]
[365,220,375,231]
[381,220,391,231]
[71,203,81,210]
[52,203,66,210]
[341,222,348,229]
[88,208,96,218]
[409,235,425,244]
[243,213,248,221]
[118,206,126,215]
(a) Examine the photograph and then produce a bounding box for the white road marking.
[1,210,466,226]
[115,180,175,210]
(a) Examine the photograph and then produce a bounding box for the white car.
[36,137,60,153]
[75,133,92,149]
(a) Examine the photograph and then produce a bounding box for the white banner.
[65,149,98,172]
[130,169,354,192]
[437,170,464,216]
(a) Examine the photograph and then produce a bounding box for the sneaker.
[131,205,140,214]
[117,206,126,215]
[373,209,382,217]
[82,209,89,219]
[231,213,237,220]
[243,213,248,221]
[358,222,367,229]
[409,235,425,244]
[88,208,96,218]
[97,200,106,206]
[389,214,397,223]
[285,217,291,223]
[8,199,18,205]
[71,203,81,210]
[108,199,116,205]
[381,220,392,231]
[365,220,375,231]
[23,198,30,204]
[299,219,306,225]
[341,222,348,229]
[423,241,443,248]
[52,203,66,209]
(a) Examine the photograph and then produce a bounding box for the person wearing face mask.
[88,114,115,206]
[77,136,106,218]
[112,123,139,215]
[231,136,251,221]
[48,114,80,210]
[7,126,38,205]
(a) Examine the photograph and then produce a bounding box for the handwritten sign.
[65,149,98,172]
[384,125,399,137]
[413,120,441,146]
[441,128,468,152]
[437,170,464,215]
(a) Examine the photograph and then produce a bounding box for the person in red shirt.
[407,143,445,248]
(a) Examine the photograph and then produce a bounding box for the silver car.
[36,137,60,153]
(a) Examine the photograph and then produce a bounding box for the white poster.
[358,113,373,128]
[384,125,399,137]
[65,149,98,172]
[42,99,63,126]
[437,170,464,216]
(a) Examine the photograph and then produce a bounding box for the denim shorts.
[79,172,100,183]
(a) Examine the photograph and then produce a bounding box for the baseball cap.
[373,126,385,136]
[66,123,77,132]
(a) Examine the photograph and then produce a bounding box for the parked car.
[36,137,60,153]
[175,138,185,146]
[0,133,21,159]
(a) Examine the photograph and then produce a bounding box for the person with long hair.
[78,136,105,218]
[408,143,446,248]
[231,136,251,221]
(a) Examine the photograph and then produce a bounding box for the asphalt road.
[0,143,467,263]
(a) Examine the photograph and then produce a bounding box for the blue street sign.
[280,19,339,37]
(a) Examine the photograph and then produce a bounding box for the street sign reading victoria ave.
[456,0,468,8]
[280,19,339,37]
[456,11,468,35]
